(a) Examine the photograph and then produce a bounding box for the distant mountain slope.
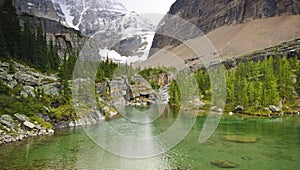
[50,0,155,63]
[144,0,300,69]
[151,0,300,51]
[137,15,300,70]
[6,0,156,64]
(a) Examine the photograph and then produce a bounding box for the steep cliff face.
[51,0,155,64]
[13,0,63,22]
[19,13,84,51]
[151,0,300,52]
[6,0,86,52]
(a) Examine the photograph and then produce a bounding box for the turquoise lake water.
[0,107,299,169]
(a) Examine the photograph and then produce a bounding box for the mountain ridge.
[150,0,300,53]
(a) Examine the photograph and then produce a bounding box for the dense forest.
[169,55,300,114]
[0,0,60,72]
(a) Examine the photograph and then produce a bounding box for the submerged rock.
[211,160,237,168]
[223,135,257,143]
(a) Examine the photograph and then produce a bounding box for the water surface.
[0,108,299,169]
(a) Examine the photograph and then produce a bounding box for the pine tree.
[0,21,8,59]
[48,39,60,71]
[262,57,279,106]
[0,0,21,58]
[20,17,35,62]
[278,56,293,100]
[34,22,48,71]
[296,66,300,96]
[226,70,236,109]
[254,80,263,109]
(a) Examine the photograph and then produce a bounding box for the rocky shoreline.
[0,114,54,145]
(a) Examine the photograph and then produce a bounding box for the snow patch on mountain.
[51,0,155,64]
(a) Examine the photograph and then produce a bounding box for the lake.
[0,107,299,169]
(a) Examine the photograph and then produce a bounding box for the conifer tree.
[0,0,21,58]
[0,22,8,58]
[278,56,293,100]
[21,17,35,62]
[34,22,48,71]
[262,57,279,106]
[296,66,300,96]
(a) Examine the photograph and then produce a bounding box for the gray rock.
[15,73,39,86]
[23,121,35,129]
[14,113,30,122]
[20,91,28,98]
[7,79,18,88]
[269,105,281,112]
[1,115,14,122]
[21,86,36,98]
[42,83,60,96]
[234,105,244,113]
[47,129,54,133]
[0,119,13,128]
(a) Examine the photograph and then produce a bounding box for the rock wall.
[105,75,157,106]
[211,38,300,71]
[148,73,173,87]
[19,13,86,53]
[150,0,300,53]
[13,0,63,22]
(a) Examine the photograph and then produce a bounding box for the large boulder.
[14,113,30,122]
[269,105,281,112]
[129,75,154,99]
[23,121,35,129]
[108,78,128,100]
[42,83,61,96]
[0,115,14,128]
[20,86,36,98]
[14,73,39,86]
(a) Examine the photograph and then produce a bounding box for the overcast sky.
[118,0,176,14]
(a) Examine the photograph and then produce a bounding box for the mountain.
[4,0,85,53]
[7,0,155,64]
[145,0,300,69]
[50,0,155,64]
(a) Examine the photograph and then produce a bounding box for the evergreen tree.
[0,21,8,58]
[20,17,35,62]
[0,0,21,58]
[48,39,60,71]
[169,80,181,108]
[34,22,48,71]
[226,71,236,108]
[195,69,210,97]
[295,64,300,96]
[278,56,293,100]
[262,57,279,106]
[253,80,263,109]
